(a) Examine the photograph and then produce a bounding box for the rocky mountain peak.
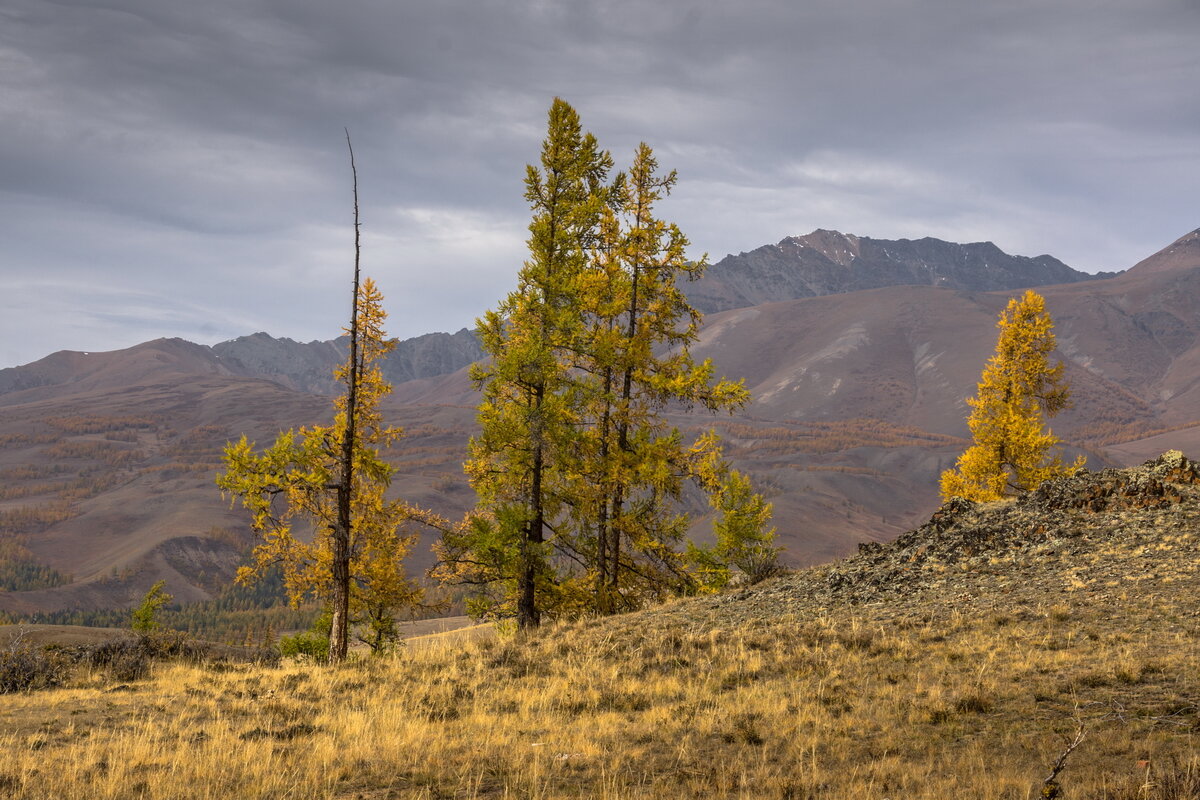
[685,231,1102,314]
[784,229,863,266]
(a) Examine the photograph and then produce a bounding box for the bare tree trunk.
[329,129,362,664]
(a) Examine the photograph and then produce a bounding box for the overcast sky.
[1,0,1197,368]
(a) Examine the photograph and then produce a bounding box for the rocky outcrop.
[765,451,1200,607]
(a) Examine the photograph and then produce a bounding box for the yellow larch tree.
[218,278,439,661]
[940,289,1083,502]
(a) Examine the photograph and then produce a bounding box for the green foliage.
[279,610,331,662]
[131,579,173,633]
[690,469,783,591]
[437,99,775,624]
[941,290,1083,501]
[564,143,759,610]
[0,557,71,592]
[0,566,317,646]
[439,98,613,629]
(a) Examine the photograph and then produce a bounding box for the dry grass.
[0,584,1197,799]
[6,460,1200,798]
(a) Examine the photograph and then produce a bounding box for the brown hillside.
[1,229,1198,614]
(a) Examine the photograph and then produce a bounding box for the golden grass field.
[3,457,1200,799]
[0,582,1198,799]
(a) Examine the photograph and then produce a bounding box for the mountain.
[1126,227,1200,275]
[0,228,1196,616]
[685,229,1112,314]
[210,327,484,394]
[0,327,484,399]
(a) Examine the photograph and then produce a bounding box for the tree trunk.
[611,227,641,593]
[330,130,362,663]
[519,382,545,630]
[596,366,613,612]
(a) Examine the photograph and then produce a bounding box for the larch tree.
[218,278,428,662]
[437,98,612,630]
[436,106,777,624]
[568,142,759,610]
[218,138,434,661]
[940,289,1083,502]
[688,466,781,591]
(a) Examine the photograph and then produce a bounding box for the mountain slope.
[1,228,1197,615]
[210,327,484,394]
[0,328,484,400]
[689,229,1200,437]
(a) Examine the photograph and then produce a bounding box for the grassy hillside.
[1,453,1199,798]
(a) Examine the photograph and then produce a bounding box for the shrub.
[87,631,222,681]
[87,637,151,681]
[279,609,331,663]
[279,631,329,663]
[0,638,70,693]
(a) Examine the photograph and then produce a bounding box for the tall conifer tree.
[568,143,756,610]
[445,98,611,629]
[437,103,778,624]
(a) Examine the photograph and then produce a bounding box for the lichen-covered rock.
[1022,452,1198,513]
[749,451,1200,608]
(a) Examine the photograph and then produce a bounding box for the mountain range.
[1,228,1197,615]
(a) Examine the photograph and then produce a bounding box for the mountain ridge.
[0,327,484,400]
[685,228,1115,314]
[0,230,1105,396]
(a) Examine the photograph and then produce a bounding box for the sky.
[2,0,1198,369]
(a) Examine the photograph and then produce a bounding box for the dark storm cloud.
[1,0,1197,367]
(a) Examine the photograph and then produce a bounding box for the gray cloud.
[1,0,1197,367]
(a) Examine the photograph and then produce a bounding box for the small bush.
[954,693,994,714]
[244,644,282,668]
[279,631,329,663]
[87,631,219,681]
[139,630,211,662]
[0,639,69,693]
[87,637,151,682]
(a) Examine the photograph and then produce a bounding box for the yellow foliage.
[940,290,1083,501]
[218,278,441,653]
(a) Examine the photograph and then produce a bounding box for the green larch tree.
[436,102,778,626]
[131,579,172,633]
[688,466,782,590]
[940,289,1083,502]
[437,98,612,629]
